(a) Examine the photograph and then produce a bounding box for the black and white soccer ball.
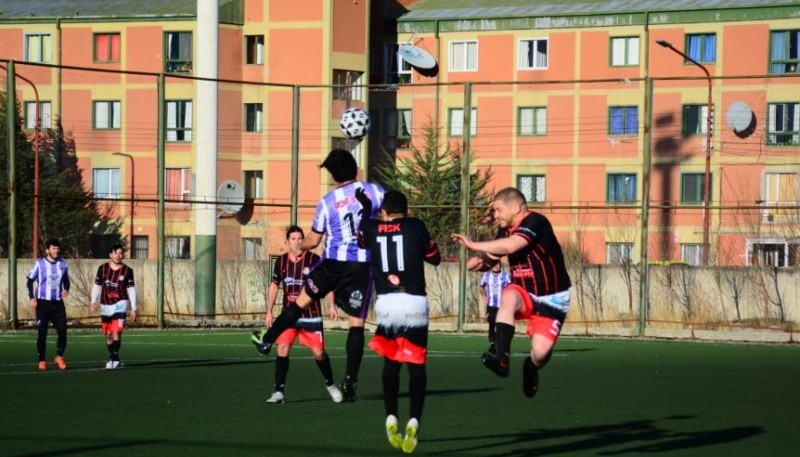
[339,108,371,139]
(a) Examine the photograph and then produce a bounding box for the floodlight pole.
[656,40,713,265]
[113,152,135,244]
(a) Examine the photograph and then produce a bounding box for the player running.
[480,262,511,355]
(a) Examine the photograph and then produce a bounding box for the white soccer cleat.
[385,415,402,449]
[266,391,285,404]
[105,360,113,370]
[402,418,419,454]
[327,384,343,403]
[106,360,121,370]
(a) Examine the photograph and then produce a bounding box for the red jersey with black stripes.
[498,211,571,296]
[94,263,135,305]
[271,251,322,319]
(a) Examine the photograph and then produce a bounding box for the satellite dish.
[217,180,245,214]
[398,44,436,70]
[726,101,754,132]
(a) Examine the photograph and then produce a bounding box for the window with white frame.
[242,237,263,260]
[682,104,710,136]
[24,101,52,129]
[763,172,799,221]
[746,239,800,267]
[518,38,548,69]
[769,30,800,74]
[449,108,477,136]
[245,35,264,65]
[609,106,638,135]
[681,244,703,266]
[244,103,263,133]
[332,69,364,101]
[93,101,121,130]
[767,103,799,146]
[518,107,547,135]
[385,43,413,83]
[449,41,477,71]
[25,34,51,63]
[518,175,546,203]
[131,235,149,259]
[243,170,263,199]
[92,168,120,198]
[166,236,191,259]
[606,242,634,264]
[166,100,192,142]
[685,33,716,64]
[165,168,191,203]
[607,173,637,203]
[165,31,192,73]
[610,36,639,66]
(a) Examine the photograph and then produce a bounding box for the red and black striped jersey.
[360,217,441,296]
[499,211,571,296]
[93,263,135,305]
[271,251,322,319]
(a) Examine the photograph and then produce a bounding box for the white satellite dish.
[217,180,245,214]
[398,44,436,69]
[726,101,754,132]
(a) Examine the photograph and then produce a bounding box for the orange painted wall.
[125,88,158,152]
[125,26,164,79]
[517,94,574,160]
[471,96,512,159]
[333,0,367,54]
[268,29,323,84]
[61,27,122,85]
[219,27,244,82]
[722,23,769,77]
[269,0,323,21]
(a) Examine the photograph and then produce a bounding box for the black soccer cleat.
[481,352,509,378]
[522,357,539,398]
[340,380,357,402]
[488,342,497,355]
[251,330,272,356]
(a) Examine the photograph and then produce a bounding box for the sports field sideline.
[1,330,797,457]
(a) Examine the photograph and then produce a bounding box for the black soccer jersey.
[93,263,135,305]
[360,217,441,296]
[498,211,572,296]
[271,251,322,319]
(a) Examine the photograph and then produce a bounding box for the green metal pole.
[638,76,653,337]
[290,85,300,225]
[156,74,166,328]
[456,82,473,333]
[6,61,18,330]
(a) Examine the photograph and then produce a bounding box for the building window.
[518,38,548,70]
[385,44,412,83]
[610,37,639,66]
[682,104,710,136]
[607,173,637,203]
[747,239,800,267]
[518,175,546,203]
[331,138,361,166]
[166,236,191,259]
[769,30,800,74]
[606,242,634,264]
[243,170,263,199]
[680,173,710,205]
[92,168,120,198]
[449,41,477,71]
[245,35,264,65]
[609,106,638,135]
[93,101,121,130]
[24,101,52,129]
[385,109,412,149]
[449,108,477,137]
[131,235,149,259]
[332,69,364,101]
[166,100,192,142]
[518,107,547,135]
[763,172,799,222]
[681,244,703,266]
[685,33,716,63]
[94,33,121,63]
[166,168,191,203]
[24,34,51,63]
[244,103,263,133]
[242,237,263,260]
[165,31,192,73]
[767,103,799,146]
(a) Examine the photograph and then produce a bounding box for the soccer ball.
[339,108,371,139]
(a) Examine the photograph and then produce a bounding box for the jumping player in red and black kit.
[89,243,137,370]
[356,189,441,454]
[452,187,571,399]
[262,226,342,404]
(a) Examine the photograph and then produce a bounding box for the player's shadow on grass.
[426,419,764,456]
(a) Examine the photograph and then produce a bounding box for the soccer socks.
[261,304,303,344]
[107,340,121,361]
[274,356,289,392]
[494,322,515,366]
[345,327,365,382]
[315,353,335,386]
[407,362,427,422]
[522,356,540,398]
[382,359,402,417]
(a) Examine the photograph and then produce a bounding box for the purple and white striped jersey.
[27,258,70,301]
[312,180,385,262]
[480,270,511,308]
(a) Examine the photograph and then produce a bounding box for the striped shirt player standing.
[27,238,71,371]
[263,226,342,404]
[480,263,511,355]
[453,187,572,399]
[252,149,384,402]
[355,189,441,454]
[90,244,137,370]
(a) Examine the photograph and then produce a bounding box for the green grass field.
[1,329,797,457]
